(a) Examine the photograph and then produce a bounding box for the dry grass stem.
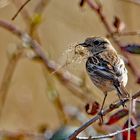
[0,48,23,115]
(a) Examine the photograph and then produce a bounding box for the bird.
[77,37,129,113]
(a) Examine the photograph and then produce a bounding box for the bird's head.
[77,37,115,55]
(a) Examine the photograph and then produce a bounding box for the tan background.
[0,0,140,134]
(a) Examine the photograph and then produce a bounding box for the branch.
[68,89,140,140]
[34,0,50,14]
[77,123,140,139]
[0,47,23,114]
[107,30,140,37]
[12,0,31,26]
[29,0,49,40]
[68,1,140,139]
[12,0,93,102]
[0,19,92,102]
[11,0,32,20]
[0,19,74,83]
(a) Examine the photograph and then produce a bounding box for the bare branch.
[11,0,31,20]
[68,90,140,140]
[12,0,31,25]
[77,123,140,139]
[0,19,92,102]
[107,30,140,38]
[34,0,50,14]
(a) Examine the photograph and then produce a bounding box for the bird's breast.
[85,51,128,92]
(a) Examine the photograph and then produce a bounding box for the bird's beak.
[77,42,88,47]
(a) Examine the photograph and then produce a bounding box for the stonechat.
[77,37,129,111]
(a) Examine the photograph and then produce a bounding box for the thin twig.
[11,0,31,20]
[0,20,78,86]
[118,31,140,36]
[107,30,140,38]
[77,123,140,139]
[14,0,93,101]
[68,90,140,140]
[34,0,50,14]
[0,48,23,115]
[0,19,93,102]
[128,94,132,140]
[12,0,94,102]
[29,0,49,41]
[12,0,31,25]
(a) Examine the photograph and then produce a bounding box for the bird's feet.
[98,110,104,125]
[120,98,127,108]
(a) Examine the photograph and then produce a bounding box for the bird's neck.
[91,48,117,57]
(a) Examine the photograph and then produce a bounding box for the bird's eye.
[94,40,100,45]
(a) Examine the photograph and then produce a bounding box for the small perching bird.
[77,37,129,111]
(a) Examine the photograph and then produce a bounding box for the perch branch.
[67,1,140,139]
[77,123,139,139]
[68,89,140,140]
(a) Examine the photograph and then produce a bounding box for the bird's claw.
[98,110,104,125]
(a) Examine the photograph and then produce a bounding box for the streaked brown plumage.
[78,37,129,110]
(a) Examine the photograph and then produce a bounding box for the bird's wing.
[86,55,129,97]
[86,55,125,83]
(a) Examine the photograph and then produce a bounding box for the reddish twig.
[107,30,140,37]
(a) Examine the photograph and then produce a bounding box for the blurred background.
[0,0,140,139]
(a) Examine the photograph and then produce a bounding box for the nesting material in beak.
[61,43,90,68]
[74,43,90,61]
